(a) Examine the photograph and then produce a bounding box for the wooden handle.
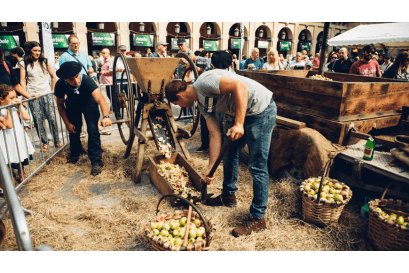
[182,205,193,247]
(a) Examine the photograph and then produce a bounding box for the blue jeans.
[66,101,102,166]
[222,102,277,220]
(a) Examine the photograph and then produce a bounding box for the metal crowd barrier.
[0,81,196,250]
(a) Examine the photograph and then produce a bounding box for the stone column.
[118,22,130,50]
[24,22,40,42]
[73,22,88,53]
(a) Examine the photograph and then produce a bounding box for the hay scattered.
[1,123,371,251]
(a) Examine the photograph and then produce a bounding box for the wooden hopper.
[126,57,180,94]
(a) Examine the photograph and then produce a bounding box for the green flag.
[279,42,291,51]
[52,34,69,48]
[92,33,115,46]
[133,34,153,47]
[231,39,241,49]
[203,40,218,51]
[0,35,17,50]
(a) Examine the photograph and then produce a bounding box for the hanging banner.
[258,41,269,49]
[52,34,69,48]
[41,22,55,72]
[133,34,153,47]
[0,35,18,50]
[279,42,291,51]
[203,40,218,51]
[299,42,311,52]
[231,39,241,49]
[92,33,115,46]
[239,22,244,64]
[171,38,190,50]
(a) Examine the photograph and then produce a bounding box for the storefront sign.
[0,35,17,50]
[171,38,190,50]
[92,33,115,46]
[203,40,218,51]
[231,39,241,49]
[52,34,69,48]
[133,34,153,47]
[279,42,291,51]
[258,41,268,49]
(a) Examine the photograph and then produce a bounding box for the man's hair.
[242,55,247,60]
[363,44,375,53]
[194,50,200,56]
[5,55,18,67]
[199,50,209,57]
[165,80,188,102]
[0,84,14,100]
[68,34,79,44]
[251,48,259,54]
[315,53,320,57]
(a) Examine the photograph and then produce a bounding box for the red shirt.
[349,59,381,77]
[312,57,320,68]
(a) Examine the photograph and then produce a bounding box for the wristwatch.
[103,115,110,119]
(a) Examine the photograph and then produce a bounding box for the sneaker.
[90,164,102,176]
[205,193,236,207]
[195,145,209,153]
[232,216,267,237]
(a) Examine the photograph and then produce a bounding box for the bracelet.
[103,115,110,119]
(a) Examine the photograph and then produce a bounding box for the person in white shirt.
[287,52,305,70]
[380,55,393,72]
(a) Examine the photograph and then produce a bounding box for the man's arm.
[56,96,76,134]
[91,88,112,127]
[219,76,247,141]
[204,115,222,183]
[47,63,57,91]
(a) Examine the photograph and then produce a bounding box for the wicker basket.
[367,182,409,251]
[144,194,216,251]
[299,161,352,225]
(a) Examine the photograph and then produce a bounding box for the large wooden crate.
[237,70,409,145]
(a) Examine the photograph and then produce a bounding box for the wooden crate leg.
[352,159,365,186]
[178,138,191,161]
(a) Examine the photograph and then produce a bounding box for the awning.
[328,22,409,49]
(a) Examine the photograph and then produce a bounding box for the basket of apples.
[299,161,352,225]
[367,182,409,251]
[145,194,216,251]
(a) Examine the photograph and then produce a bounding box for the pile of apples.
[150,217,206,247]
[309,74,333,81]
[303,177,351,202]
[373,208,409,227]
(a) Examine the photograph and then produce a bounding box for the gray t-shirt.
[193,69,273,120]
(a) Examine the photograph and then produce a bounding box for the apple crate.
[144,194,217,251]
[149,152,207,206]
[299,176,352,225]
[367,183,409,251]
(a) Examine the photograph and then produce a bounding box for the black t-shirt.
[330,58,354,74]
[54,75,98,109]
[0,60,19,86]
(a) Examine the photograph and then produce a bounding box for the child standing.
[0,84,35,183]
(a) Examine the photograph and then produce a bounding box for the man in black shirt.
[55,62,112,176]
[328,47,354,74]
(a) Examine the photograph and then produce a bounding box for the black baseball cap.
[384,55,391,59]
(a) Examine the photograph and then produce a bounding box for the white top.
[380,62,393,72]
[0,107,35,164]
[263,61,284,70]
[22,61,51,95]
[109,57,128,81]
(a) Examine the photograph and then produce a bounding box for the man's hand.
[66,123,76,134]
[204,169,215,185]
[101,117,111,127]
[227,124,244,141]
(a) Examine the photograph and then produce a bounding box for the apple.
[196,227,205,237]
[329,188,336,194]
[374,208,382,213]
[188,238,196,245]
[157,221,164,230]
[334,194,343,202]
[389,214,397,221]
[304,185,311,192]
[160,229,169,237]
[174,237,183,247]
[387,216,395,222]
[327,198,335,202]
[334,183,342,190]
[195,237,203,243]
[152,229,160,236]
[320,192,327,198]
[169,238,176,245]
[322,185,330,193]
[327,181,333,187]
[340,190,349,199]
[189,229,197,239]
[151,221,158,230]
[313,183,320,191]
[397,216,405,225]
[163,223,170,231]
[193,219,201,228]
[179,227,186,238]
[180,217,187,226]
[170,220,180,230]
[172,229,179,237]
[308,190,315,196]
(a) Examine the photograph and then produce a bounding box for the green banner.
[279,42,291,51]
[92,33,115,46]
[299,42,310,52]
[203,40,218,51]
[231,39,241,49]
[52,34,69,48]
[133,34,153,47]
[0,35,17,50]
[258,41,268,49]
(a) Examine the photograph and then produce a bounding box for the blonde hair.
[267,50,279,67]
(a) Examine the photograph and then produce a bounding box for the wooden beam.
[349,131,397,147]
[276,116,306,129]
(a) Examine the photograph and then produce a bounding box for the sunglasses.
[331,56,337,59]
[55,57,59,59]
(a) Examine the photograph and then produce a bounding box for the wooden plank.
[349,131,398,147]
[276,102,338,121]
[345,82,409,98]
[276,116,306,129]
[350,115,401,135]
[322,71,402,83]
[338,110,401,122]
